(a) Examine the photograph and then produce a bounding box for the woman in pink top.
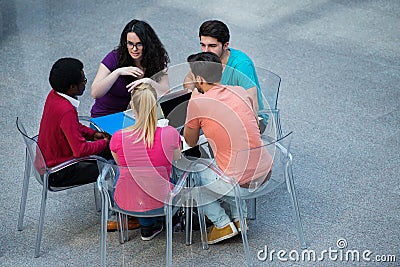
[110,83,181,241]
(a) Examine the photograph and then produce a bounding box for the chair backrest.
[161,62,191,93]
[16,117,47,184]
[233,131,293,194]
[256,67,281,110]
[97,161,173,215]
[233,142,274,191]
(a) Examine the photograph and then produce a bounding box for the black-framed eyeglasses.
[126,41,143,50]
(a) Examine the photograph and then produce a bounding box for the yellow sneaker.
[233,219,248,232]
[207,222,238,244]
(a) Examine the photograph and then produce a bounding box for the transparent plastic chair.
[16,117,106,257]
[178,132,306,266]
[96,160,208,267]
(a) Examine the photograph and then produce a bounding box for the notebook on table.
[90,112,135,135]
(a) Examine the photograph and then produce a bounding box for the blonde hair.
[126,83,158,148]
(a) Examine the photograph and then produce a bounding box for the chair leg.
[184,172,194,246]
[191,173,208,250]
[100,188,108,267]
[94,184,101,212]
[35,174,49,258]
[117,213,127,244]
[285,161,307,249]
[165,204,173,267]
[233,184,252,266]
[18,150,31,231]
[196,203,208,250]
[185,204,192,245]
[123,214,129,242]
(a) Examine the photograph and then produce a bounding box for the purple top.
[90,51,132,117]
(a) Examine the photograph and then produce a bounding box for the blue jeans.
[133,208,164,227]
[191,159,251,228]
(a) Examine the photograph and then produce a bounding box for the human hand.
[191,88,203,96]
[118,66,144,79]
[94,132,111,141]
[183,71,196,91]
[183,83,195,92]
[126,77,154,93]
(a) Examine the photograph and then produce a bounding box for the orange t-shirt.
[186,85,273,185]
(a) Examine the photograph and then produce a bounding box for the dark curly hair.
[117,19,170,80]
[49,58,83,94]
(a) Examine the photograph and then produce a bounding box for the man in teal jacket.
[184,20,267,117]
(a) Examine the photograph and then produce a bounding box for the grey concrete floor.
[1,0,399,266]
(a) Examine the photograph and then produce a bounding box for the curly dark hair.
[49,58,83,94]
[117,19,170,80]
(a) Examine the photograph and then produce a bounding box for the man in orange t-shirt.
[183,52,273,244]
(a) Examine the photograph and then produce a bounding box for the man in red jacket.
[37,58,110,187]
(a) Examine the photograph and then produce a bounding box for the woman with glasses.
[110,82,181,240]
[90,19,170,118]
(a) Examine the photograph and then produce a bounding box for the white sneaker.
[233,219,249,232]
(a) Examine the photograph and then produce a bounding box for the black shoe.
[141,222,163,241]
[172,207,185,232]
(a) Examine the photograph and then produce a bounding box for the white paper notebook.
[180,135,207,151]
[123,109,135,119]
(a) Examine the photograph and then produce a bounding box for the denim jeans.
[191,159,251,228]
[134,208,164,227]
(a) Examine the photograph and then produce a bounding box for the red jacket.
[37,90,107,168]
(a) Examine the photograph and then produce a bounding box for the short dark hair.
[199,20,230,44]
[49,58,83,94]
[187,52,222,83]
